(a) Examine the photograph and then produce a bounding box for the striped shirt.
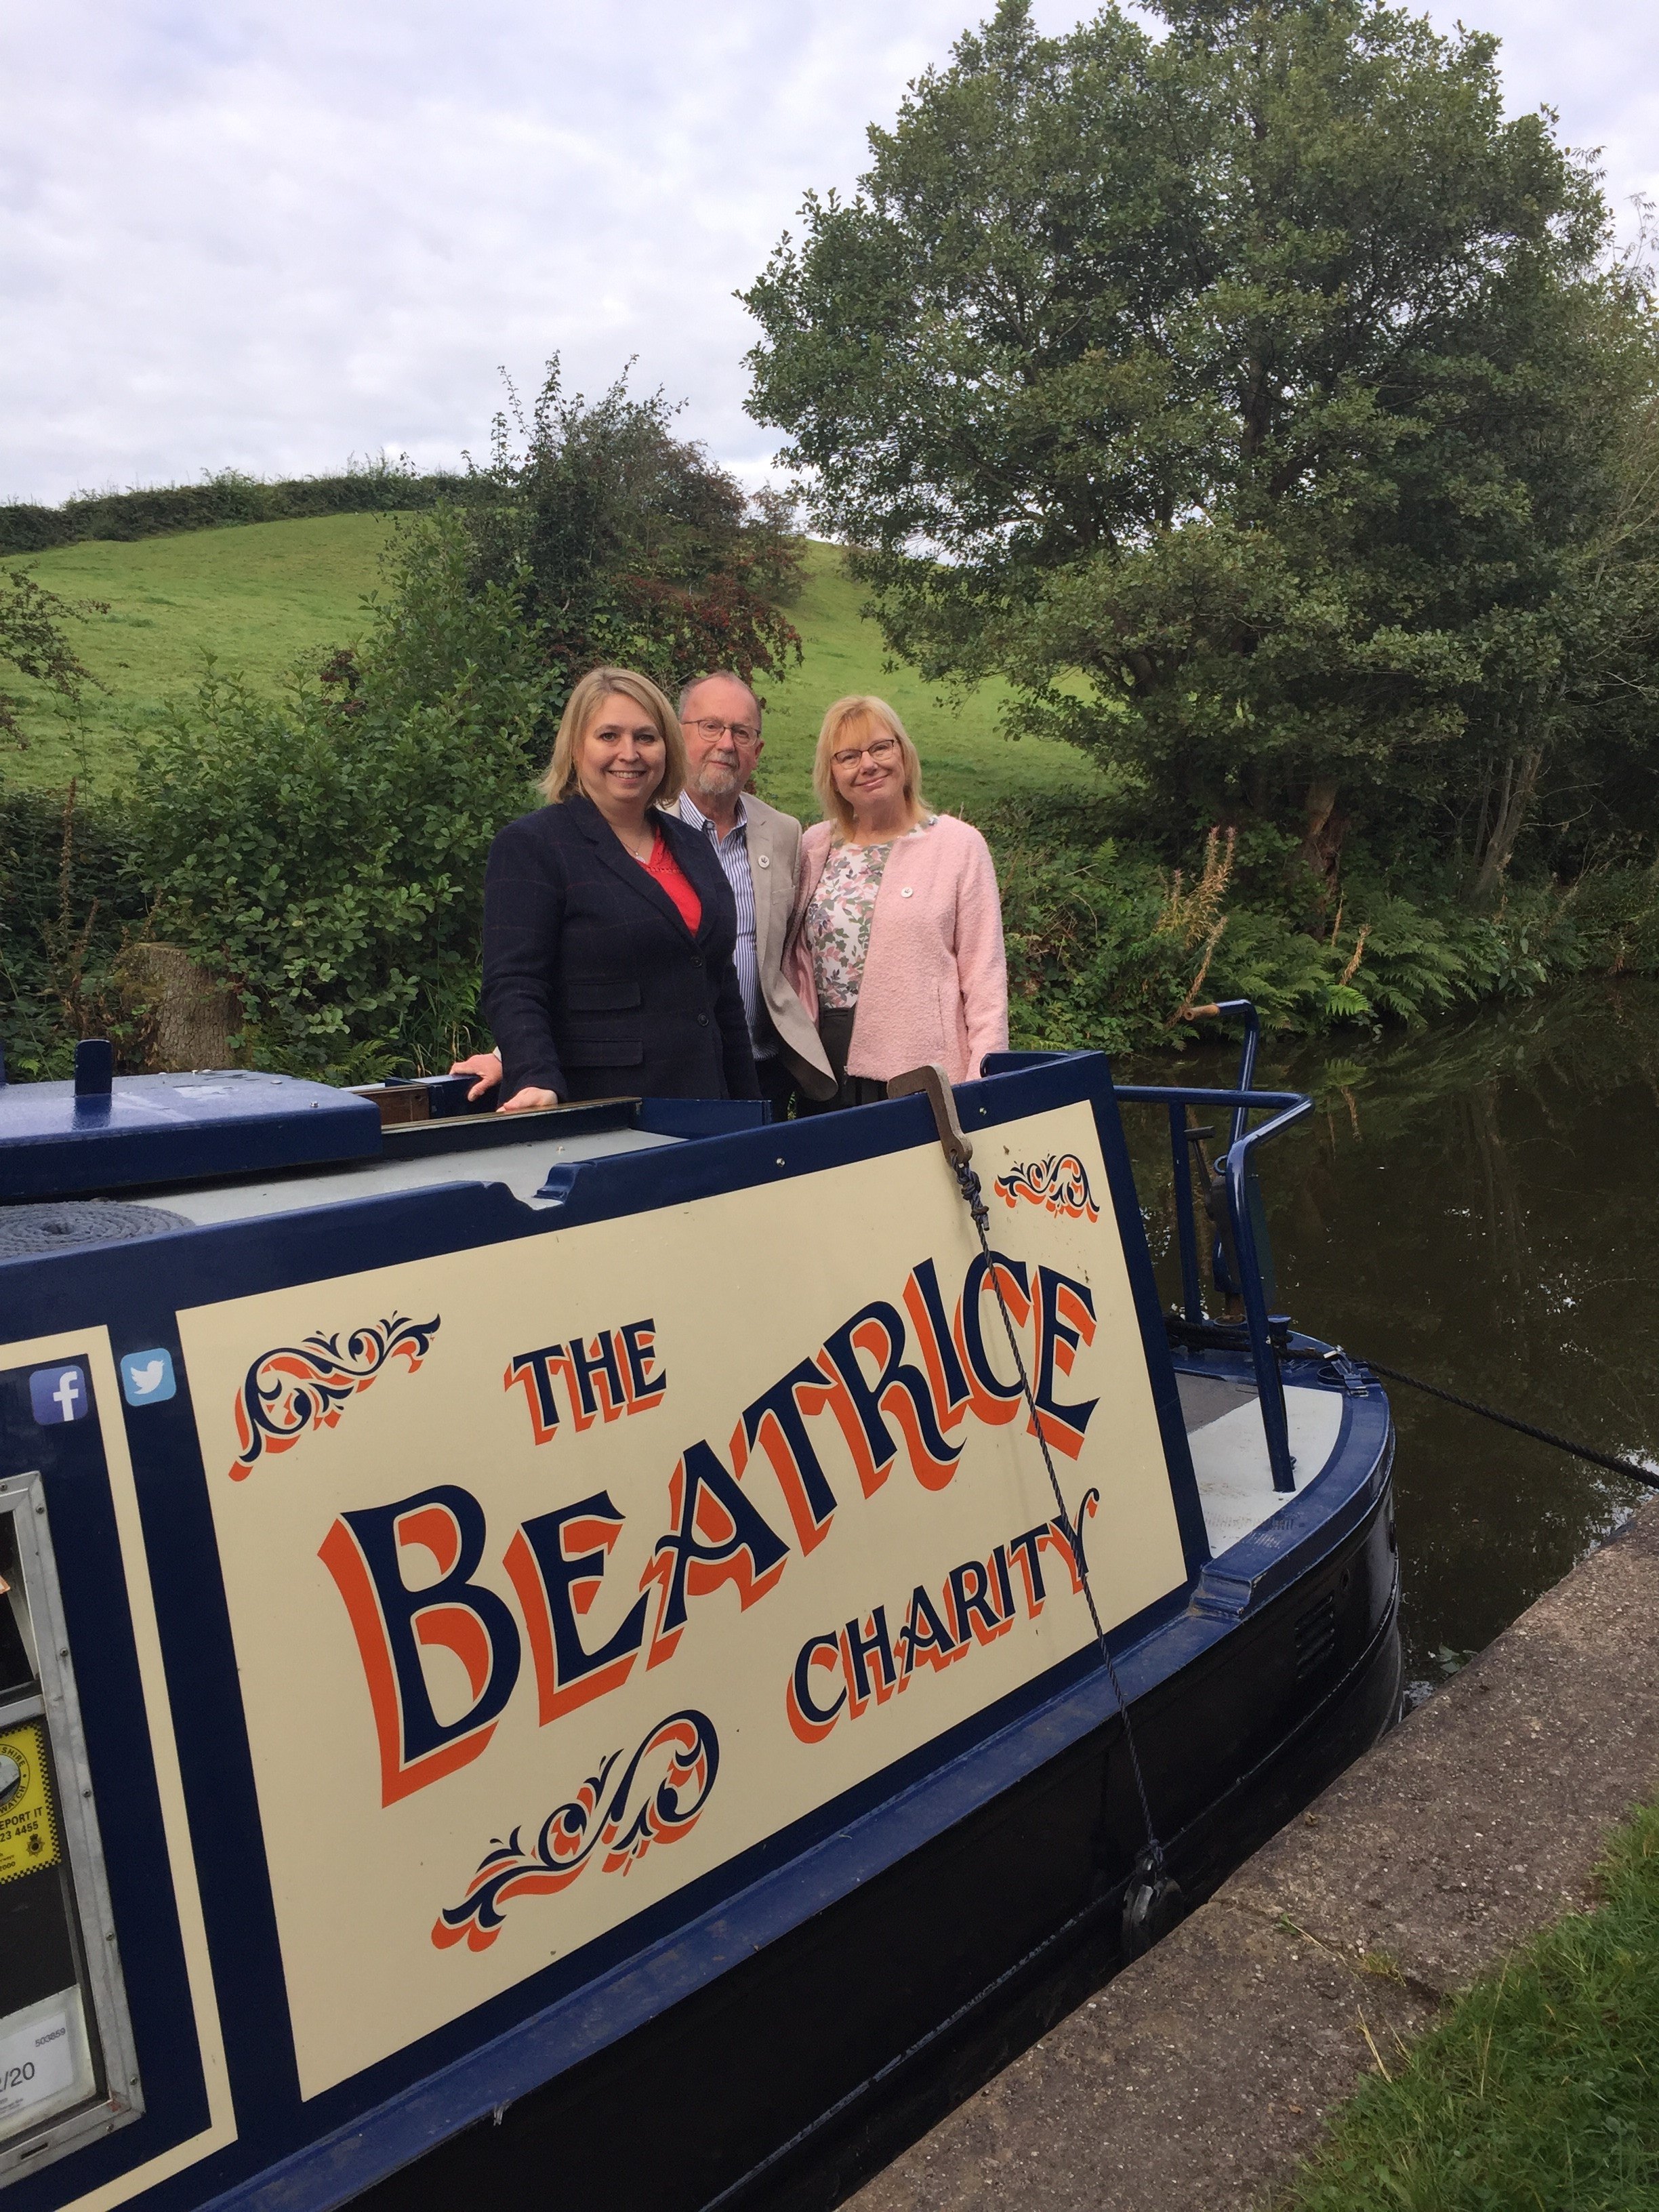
[676,792,777,1059]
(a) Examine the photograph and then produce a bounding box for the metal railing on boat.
[1115,1000,1313,1494]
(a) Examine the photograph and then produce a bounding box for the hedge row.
[0,464,470,555]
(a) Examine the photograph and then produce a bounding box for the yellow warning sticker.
[0,1724,60,1885]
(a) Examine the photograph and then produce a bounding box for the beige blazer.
[741,794,837,1099]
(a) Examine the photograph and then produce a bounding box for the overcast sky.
[2,0,1656,506]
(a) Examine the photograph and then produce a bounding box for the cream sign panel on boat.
[179,1103,1185,2100]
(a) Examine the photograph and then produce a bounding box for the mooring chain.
[950,1151,1168,1881]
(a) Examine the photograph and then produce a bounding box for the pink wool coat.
[785,813,1010,1086]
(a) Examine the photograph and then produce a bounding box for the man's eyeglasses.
[831,735,901,769]
[684,716,760,745]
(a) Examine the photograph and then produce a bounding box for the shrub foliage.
[129,510,549,1078]
[457,364,803,749]
[0,457,469,556]
[993,802,1659,1056]
[0,781,148,1078]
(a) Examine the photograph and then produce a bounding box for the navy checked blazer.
[480,793,760,1103]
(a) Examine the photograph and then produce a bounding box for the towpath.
[848,1496,1659,2212]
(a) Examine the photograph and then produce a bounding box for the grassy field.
[754,546,1111,821]
[3,511,402,792]
[5,520,1111,819]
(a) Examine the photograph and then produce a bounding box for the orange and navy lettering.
[638,1440,792,1670]
[786,1494,1102,1745]
[321,1252,1103,1806]
[318,1486,522,1805]
[506,1317,667,1443]
[503,1494,651,1725]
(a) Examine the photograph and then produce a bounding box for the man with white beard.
[674,671,834,1118]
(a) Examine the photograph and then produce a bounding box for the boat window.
[0,1479,140,2184]
[0,1520,36,1703]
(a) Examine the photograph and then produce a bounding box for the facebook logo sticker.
[29,1366,87,1425]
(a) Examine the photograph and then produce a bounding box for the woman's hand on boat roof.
[449,1050,558,1113]
[447,1051,557,1113]
[450,1050,507,1105]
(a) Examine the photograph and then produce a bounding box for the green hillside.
[4,512,401,790]
[5,517,1109,819]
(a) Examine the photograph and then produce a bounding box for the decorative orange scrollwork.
[993,1153,1099,1223]
[432,1711,719,1952]
[228,1313,440,1478]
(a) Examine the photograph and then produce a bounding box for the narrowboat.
[0,1021,1398,2212]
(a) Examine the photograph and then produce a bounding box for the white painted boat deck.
[135,1122,680,1225]
[1178,1371,1346,1557]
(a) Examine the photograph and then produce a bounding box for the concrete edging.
[848,1498,1659,2211]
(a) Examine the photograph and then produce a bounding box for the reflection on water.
[1119,982,1659,1692]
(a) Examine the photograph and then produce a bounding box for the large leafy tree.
[744,0,1659,891]
[463,365,802,735]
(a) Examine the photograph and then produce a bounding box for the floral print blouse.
[805,819,941,1008]
[805,838,897,1008]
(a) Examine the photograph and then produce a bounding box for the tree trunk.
[1297,773,1347,886]
[127,943,237,1070]
[1470,747,1541,904]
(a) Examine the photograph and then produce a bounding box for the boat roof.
[0,1067,383,1198]
[0,1067,756,1207]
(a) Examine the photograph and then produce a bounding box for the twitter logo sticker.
[120,1349,176,1408]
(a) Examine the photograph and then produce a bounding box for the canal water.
[1120,980,1659,1698]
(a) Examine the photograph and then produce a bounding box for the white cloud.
[1,0,1654,504]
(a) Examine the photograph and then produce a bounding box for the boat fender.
[1121,1854,1185,1961]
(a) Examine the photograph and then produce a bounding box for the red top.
[636,830,702,933]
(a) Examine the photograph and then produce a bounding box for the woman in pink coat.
[785,695,1009,1109]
